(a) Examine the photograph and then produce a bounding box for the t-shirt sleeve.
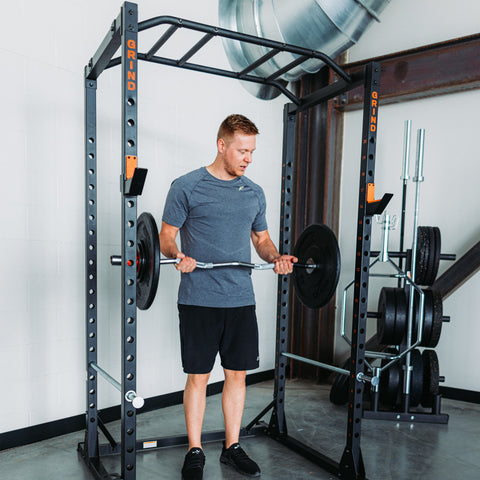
[162,179,189,228]
[252,187,268,232]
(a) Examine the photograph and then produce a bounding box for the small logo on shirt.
[239,186,245,191]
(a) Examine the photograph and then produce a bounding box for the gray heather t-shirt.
[162,167,268,307]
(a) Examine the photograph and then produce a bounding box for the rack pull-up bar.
[137,16,352,82]
[87,12,353,108]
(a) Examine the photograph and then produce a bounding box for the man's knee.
[224,369,247,385]
[186,373,210,390]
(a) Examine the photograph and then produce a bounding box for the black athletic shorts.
[178,304,259,374]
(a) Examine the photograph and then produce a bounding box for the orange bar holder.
[366,182,393,216]
[122,156,147,196]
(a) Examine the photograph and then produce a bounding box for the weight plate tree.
[79,3,383,479]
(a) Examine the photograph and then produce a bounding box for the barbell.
[111,212,341,310]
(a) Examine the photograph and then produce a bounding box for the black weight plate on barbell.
[136,212,160,310]
[292,224,341,309]
[377,287,397,345]
[422,349,440,408]
[410,348,423,407]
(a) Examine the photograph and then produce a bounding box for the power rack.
[79,2,390,479]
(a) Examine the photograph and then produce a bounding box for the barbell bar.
[111,255,322,271]
[113,212,341,310]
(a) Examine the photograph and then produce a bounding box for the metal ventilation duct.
[219,0,391,99]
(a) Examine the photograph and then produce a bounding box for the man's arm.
[251,230,297,275]
[159,221,196,273]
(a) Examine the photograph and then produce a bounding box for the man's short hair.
[217,114,259,142]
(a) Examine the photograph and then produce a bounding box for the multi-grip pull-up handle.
[110,255,321,271]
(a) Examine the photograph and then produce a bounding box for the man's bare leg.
[184,373,210,450]
[222,368,246,448]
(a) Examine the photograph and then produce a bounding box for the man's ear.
[217,137,226,153]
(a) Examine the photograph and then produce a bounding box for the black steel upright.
[268,106,296,436]
[339,62,381,479]
[120,4,139,479]
[84,76,99,462]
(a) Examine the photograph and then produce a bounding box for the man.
[159,114,297,479]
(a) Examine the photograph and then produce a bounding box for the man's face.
[218,132,256,179]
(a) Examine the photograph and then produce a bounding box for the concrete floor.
[1,379,479,480]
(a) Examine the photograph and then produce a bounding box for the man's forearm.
[159,234,180,259]
[255,238,281,263]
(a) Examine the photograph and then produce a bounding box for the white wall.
[1,0,285,433]
[336,0,480,391]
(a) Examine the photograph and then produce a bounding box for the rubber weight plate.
[292,224,341,309]
[379,356,402,408]
[427,226,441,285]
[416,226,441,286]
[422,349,440,408]
[377,287,397,345]
[429,289,443,348]
[136,212,160,310]
[415,226,430,285]
[410,348,423,408]
[423,226,440,285]
[393,288,407,345]
[413,289,443,348]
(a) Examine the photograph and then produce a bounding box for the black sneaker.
[181,447,205,480]
[220,442,261,477]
